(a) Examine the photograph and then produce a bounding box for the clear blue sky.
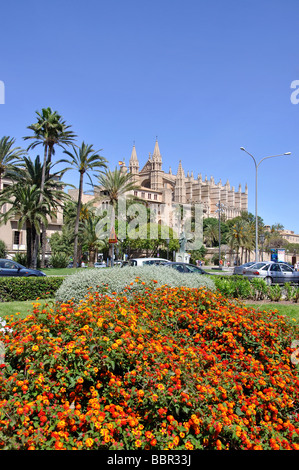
[1,0,299,232]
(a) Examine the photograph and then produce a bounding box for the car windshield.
[250,262,267,270]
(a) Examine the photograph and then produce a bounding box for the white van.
[128,257,169,267]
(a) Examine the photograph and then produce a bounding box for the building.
[118,139,248,220]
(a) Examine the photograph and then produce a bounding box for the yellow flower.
[85,438,94,448]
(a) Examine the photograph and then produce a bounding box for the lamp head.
[240,147,245,151]
[284,152,291,155]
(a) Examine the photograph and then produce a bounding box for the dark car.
[0,259,46,277]
[164,262,210,274]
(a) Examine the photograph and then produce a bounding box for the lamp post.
[166,238,170,260]
[260,234,265,262]
[240,148,291,263]
[216,200,225,269]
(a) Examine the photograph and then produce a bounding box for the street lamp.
[240,148,291,263]
[215,200,225,268]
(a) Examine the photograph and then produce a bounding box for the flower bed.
[0,282,299,450]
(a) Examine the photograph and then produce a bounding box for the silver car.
[233,262,255,275]
[243,261,299,285]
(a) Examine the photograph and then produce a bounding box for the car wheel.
[265,276,272,286]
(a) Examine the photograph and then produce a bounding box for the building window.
[134,191,138,196]
[13,231,20,245]
[141,192,145,198]
[148,193,151,199]
[154,194,157,200]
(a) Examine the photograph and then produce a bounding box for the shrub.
[49,253,69,269]
[55,265,215,304]
[0,277,64,302]
[248,278,269,301]
[0,286,298,450]
[0,240,7,259]
[267,285,282,302]
[214,276,252,299]
[13,253,27,266]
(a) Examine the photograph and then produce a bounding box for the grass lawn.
[245,302,299,321]
[0,299,55,320]
[43,267,108,276]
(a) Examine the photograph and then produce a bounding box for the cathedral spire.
[152,138,162,161]
[129,143,139,175]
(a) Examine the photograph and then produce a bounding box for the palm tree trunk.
[41,145,53,268]
[26,223,32,268]
[32,227,39,269]
[73,172,84,268]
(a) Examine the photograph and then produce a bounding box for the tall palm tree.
[0,184,49,268]
[24,107,76,196]
[63,142,107,267]
[203,221,218,247]
[95,167,140,208]
[94,167,140,265]
[1,155,70,268]
[227,219,248,265]
[81,213,104,267]
[24,107,77,267]
[0,136,25,191]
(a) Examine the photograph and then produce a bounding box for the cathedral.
[119,139,248,220]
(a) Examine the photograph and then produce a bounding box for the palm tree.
[63,142,107,267]
[94,167,140,265]
[81,213,104,266]
[0,184,49,268]
[24,107,76,266]
[203,220,218,247]
[1,155,70,268]
[0,136,25,191]
[227,219,249,265]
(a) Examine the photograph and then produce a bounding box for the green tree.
[0,155,69,268]
[24,107,76,267]
[0,184,48,268]
[94,167,140,264]
[0,240,7,258]
[203,219,219,247]
[63,142,107,267]
[0,136,25,190]
[81,213,104,266]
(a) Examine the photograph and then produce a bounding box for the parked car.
[233,261,255,275]
[67,262,79,268]
[128,258,169,266]
[164,262,210,275]
[243,261,299,285]
[94,262,106,268]
[0,259,46,277]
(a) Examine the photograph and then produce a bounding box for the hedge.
[0,277,65,302]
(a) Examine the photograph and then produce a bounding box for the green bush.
[13,253,27,266]
[55,265,215,304]
[267,285,282,302]
[0,277,64,302]
[248,278,268,301]
[49,252,69,268]
[214,276,252,299]
[0,240,7,258]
